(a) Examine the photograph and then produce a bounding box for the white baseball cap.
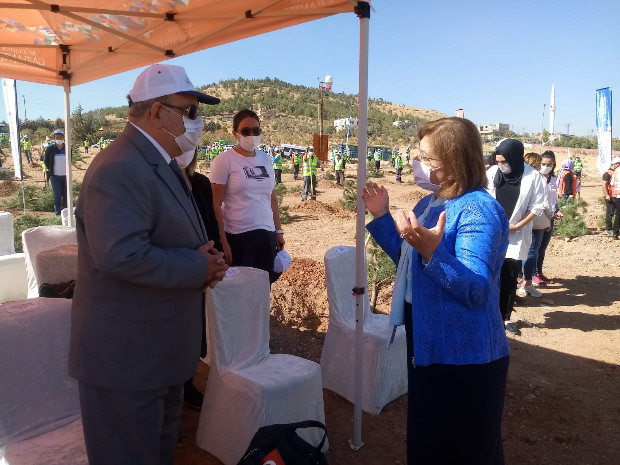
[273,250,292,274]
[129,63,219,105]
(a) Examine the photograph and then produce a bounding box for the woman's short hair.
[417,117,486,198]
[524,152,542,170]
[233,109,260,132]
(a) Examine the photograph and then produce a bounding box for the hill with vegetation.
[13,77,447,150]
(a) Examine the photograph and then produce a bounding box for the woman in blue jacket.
[362,117,510,464]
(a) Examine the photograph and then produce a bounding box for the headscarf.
[493,138,525,188]
[557,158,574,180]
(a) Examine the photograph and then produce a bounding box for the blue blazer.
[366,188,510,366]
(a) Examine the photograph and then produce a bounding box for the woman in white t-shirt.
[209,109,285,282]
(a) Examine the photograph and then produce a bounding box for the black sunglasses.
[238,127,262,137]
[162,103,200,120]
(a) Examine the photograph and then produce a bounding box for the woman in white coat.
[486,139,546,333]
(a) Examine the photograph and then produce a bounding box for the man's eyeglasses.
[162,103,200,120]
[238,127,262,137]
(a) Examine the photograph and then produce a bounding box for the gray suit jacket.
[69,123,208,391]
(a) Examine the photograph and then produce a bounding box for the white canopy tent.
[0,0,371,448]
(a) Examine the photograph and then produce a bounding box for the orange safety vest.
[611,166,620,198]
[557,171,577,198]
[605,169,615,197]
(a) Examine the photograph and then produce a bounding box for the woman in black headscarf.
[486,139,546,333]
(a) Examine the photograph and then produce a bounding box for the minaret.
[549,82,555,134]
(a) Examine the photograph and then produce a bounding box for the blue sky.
[1,0,618,136]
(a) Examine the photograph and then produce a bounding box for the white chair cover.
[60,208,76,228]
[0,298,86,464]
[196,267,327,465]
[320,246,408,415]
[21,226,77,298]
[0,211,15,256]
[0,253,28,304]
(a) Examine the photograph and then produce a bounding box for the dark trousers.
[302,175,317,200]
[613,198,620,236]
[396,167,403,183]
[226,228,278,282]
[24,150,32,163]
[293,163,300,180]
[606,200,615,231]
[537,219,554,275]
[50,174,67,215]
[274,169,282,184]
[374,160,380,172]
[78,382,183,465]
[404,303,508,465]
[499,258,521,321]
[335,170,344,185]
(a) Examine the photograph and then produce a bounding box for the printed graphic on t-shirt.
[243,165,270,180]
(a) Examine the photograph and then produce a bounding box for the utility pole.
[541,104,546,145]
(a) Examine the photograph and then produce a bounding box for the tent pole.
[350,0,370,451]
[64,79,74,227]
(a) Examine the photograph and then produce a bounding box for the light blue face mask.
[412,159,442,191]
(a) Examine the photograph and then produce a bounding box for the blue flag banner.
[596,87,612,175]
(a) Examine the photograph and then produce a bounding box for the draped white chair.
[196,267,327,465]
[0,297,86,464]
[21,226,77,298]
[320,246,408,415]
[0,253,28,304]
[0,211,15,256]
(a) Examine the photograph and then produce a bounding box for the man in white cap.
[69,63,228,465]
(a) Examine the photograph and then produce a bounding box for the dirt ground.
[2,146,619,464]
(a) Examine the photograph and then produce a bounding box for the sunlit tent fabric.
[0,0,352,86]
[0,0,371,449]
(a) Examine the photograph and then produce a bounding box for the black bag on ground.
[237,420,327,465]
[38,280,76,299]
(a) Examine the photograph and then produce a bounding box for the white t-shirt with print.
[209,147,275,234]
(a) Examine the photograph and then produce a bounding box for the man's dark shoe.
[514,294,526,305]
[613,234,619,240]
[184,383,204,410]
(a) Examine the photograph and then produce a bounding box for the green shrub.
[366,227,395,310]
[3,181,81,212]
[366,160,384,178]
[341,180,357,211]
[274,183,287,196]
[288,185,302,193]
[274,183,291,225]
[554,197,589,239]
[0,169,14,181]
[13,214,62,252]
[323,171,335,181]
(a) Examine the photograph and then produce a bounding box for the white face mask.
[412,159,441,192]
[175,150,195,169]
[161,106,204,154]
[498,163,512,174]
[55,139,64,146]
[539,165,552,175]
[239,135,261,152]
